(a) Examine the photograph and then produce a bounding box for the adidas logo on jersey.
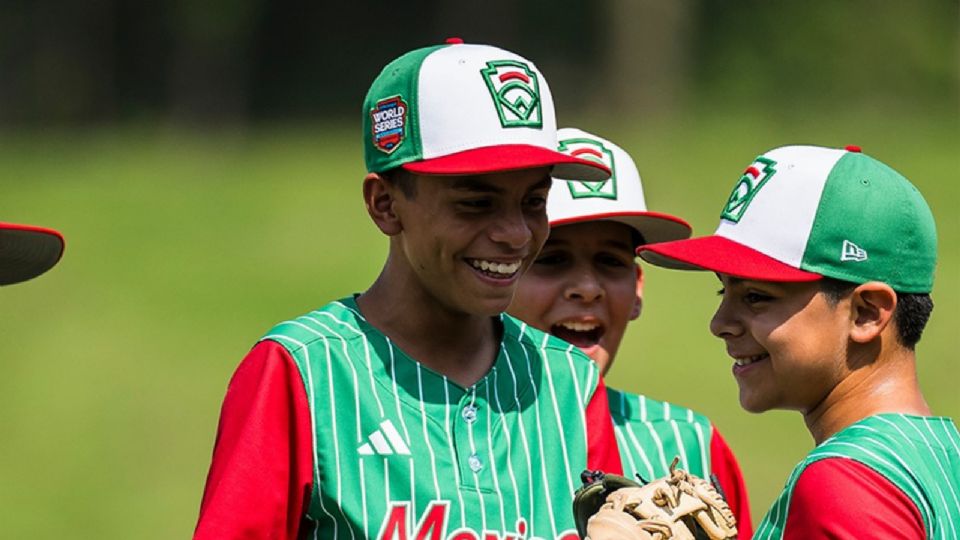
[359,419,411,456]
[840,240,868,262]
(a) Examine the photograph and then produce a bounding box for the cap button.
[845,145,862,153]
[445,37,464,44]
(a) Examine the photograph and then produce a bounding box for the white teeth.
[470,259,520,276]
[559,321,599,332]
[734,353,768,366]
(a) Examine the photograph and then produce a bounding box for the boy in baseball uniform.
[508,128,752,536]
[640,144,960,538]
[194,40,621,540]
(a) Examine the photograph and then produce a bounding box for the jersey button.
[468,453,483,473]
[461,405,478,424]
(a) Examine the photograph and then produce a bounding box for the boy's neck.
[803,344,931,445]
[356,270,501,389]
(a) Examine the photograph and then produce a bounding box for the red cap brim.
[638,235,822,282]
[403,144,610,181]
[0,222,65,285]
[550,211,692,245]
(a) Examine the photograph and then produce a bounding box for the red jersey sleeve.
[194,340,315,540]
[709,427,752,538]
[783,457,924,539]
[585,376,623,475]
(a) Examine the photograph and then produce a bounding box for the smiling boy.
[640,144,960,538]
[508,128,752,535]
[194,41,622,540]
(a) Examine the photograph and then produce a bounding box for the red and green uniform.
[754,413,960,539]
[195,297,621,540]
[607,388,753,537]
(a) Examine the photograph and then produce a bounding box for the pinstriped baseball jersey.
[607,388,712,481]
[754,414,960,540]
[262,296,603,540]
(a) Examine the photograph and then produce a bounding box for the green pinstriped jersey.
[754,414,960,539]
[607,388,713,481]
[262,297,603,540]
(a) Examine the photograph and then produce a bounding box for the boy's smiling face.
[388,168,552,318]
[710,275,853,413]
[508,221,642,375]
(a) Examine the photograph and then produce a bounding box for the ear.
[363,173,403,236]
[849,282,897,344]
[630,263,644,321]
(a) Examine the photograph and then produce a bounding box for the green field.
[2,111,957,538]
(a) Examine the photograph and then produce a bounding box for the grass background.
[1,108,957,538]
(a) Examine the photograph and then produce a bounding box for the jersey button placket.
[454,388,490,490]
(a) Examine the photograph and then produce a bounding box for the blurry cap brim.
[0,222,65,285]
[403,144,610,181]
[550,211,692,245]
[638,235,822,282]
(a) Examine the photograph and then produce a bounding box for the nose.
[709,295,742,339]
[489,207,534,250]
[564,267,604,303]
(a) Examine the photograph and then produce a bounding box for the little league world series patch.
[480,60,543,129]
[371,96,408,154]
[557,137,618,200]
[721,156,777,222]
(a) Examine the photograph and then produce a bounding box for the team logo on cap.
[370,95,407,154]
[721,156,777,222]
[480,61,542,128]
[558,137,617,199]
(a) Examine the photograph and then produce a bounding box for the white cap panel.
[716,145,844,266]
[417,44,557,158]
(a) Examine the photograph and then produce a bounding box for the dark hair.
[381,167,417,198]
[819,277,934,350]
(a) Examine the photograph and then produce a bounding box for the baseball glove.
[572,457,737,540]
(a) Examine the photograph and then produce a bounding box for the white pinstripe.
[483,382,508,532]
[623,422,656,480]
[443,378,467,528]
[539,337,575,495]
[414,362,441,500]
[517,325,558,539]
[491,357,523,521]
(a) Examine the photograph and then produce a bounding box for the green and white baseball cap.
[639,145,937,293]
[362,39,610,181]
[0,221,64,285]
[548,128,691,244]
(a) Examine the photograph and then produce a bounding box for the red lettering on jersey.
[377,502,450,540]
[448,530,478,540]
[379,504,409,540]
[415,503,449,540]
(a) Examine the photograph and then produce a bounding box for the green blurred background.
[1,1,958,538]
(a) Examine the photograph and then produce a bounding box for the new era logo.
[841,240,868,262]
[358,419,411,456]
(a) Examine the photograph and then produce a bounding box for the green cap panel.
[362,45,447,173]
[801,153,937,292]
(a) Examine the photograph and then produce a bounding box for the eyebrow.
[450,177,503,193]
[449,174,553,194]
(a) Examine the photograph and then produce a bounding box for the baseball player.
[639,144,960,538]
[194,40,622,540]
[508,128,752,537]
[0,221,64,285]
